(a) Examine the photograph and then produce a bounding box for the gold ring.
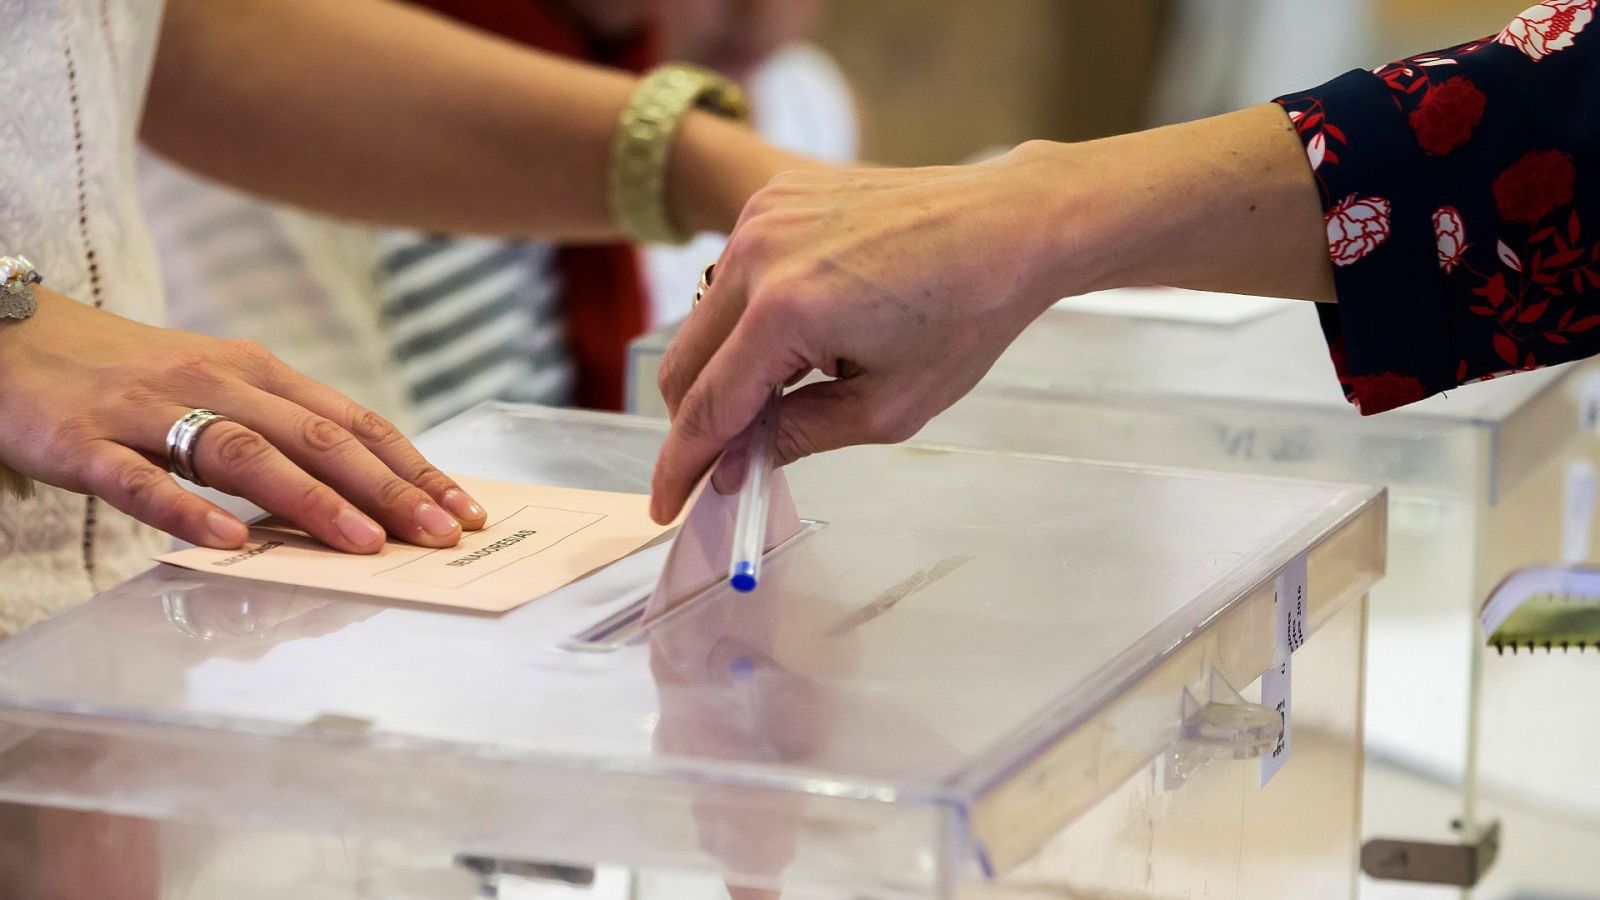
[693,263,715,309]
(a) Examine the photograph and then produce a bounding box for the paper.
[1581,370,1600,432]
[1273,553,1308,664]
[1260,659,1292,786]
[157,475,673,613]
[645,457,804,621]
[1261,552,1307,786]
[1564,460,1596,564]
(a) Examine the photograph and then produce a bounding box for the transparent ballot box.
[630,292,1600,890]
[0,404,1382,899]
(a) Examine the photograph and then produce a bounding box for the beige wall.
[813,0,1534,168]
[813,0,1168,166]
[1377,0,1530,58]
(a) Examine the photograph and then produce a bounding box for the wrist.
[0,281,52,367]
[1019,105,1332,303]
[989,140,1129,314]
[668,112,821,235]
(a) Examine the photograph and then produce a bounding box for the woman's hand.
[648,105,1333,524]
[0,290,487,552]
[649,148,1072,523]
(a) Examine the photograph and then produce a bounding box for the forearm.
[142,0,801,240]
[1023,0,1600,422]
[1016,103,1335,305]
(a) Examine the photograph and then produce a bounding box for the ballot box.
[630,290,1600,894]
[0,403,1382,900]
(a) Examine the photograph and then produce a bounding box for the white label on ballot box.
[1581,370,1600,432]
[1565,460,1596,564]
[1262,552,1307,786]
[1261,659,1291,786]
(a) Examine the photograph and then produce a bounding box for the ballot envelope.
[632,290,1600,893]
[0,403,1383,899]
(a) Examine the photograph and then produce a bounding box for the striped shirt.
[377,233,573,426]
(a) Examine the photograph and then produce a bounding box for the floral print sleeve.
[1274,0,1600,414]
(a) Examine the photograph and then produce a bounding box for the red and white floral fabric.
[1275,0,1600,413]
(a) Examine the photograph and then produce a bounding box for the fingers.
[658,251,747,419]
[252,365,487,531]
[218,386,466,548]
[708,429,752,496]
[650,310,803,524]
[79,442,250,550]
[180,416,389,554]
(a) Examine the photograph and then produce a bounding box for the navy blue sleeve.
[1274,0,1600,413]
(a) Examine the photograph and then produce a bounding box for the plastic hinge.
[1160,668,1281,790]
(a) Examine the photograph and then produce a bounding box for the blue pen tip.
[730,561,757,593]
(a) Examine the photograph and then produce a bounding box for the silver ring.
[165,409,229,487]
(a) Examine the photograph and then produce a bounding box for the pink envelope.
[645,456,803,622]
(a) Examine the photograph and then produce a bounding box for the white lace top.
[0,0,168,637]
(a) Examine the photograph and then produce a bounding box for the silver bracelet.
[0,255,42,320]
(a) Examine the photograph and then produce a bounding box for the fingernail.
[206,511,249,546]
[337,507,386,549]
[442,488,484,523]
[712,449,747,495]
[415,501,459,539]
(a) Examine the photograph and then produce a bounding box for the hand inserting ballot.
[649,104,1332,524]
[649,153,1068,524]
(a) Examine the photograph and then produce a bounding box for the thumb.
[650,313,803,523]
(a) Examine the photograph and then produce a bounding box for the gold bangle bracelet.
[610,64,749,246]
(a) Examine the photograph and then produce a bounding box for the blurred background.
[142,0,1537,437]
[815,0,1522,165]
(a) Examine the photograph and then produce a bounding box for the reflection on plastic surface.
[648,558,843,897]
[0,804,160,900]
[159,578,382,651]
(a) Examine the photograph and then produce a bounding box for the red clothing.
[407,0,658,411]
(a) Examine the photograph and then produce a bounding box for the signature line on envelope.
[370,505,611,588]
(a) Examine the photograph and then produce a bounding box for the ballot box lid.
[0,404,1383,896]
[953,294,1596,502]
[1009,291,1576,423]
[924,295,1594,501]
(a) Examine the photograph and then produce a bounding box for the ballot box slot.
[560,519,827,652]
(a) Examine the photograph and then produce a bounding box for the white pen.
[728,388,780,592]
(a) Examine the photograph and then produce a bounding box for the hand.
[649,147,1070,523]
[649,106,1334,523]
[0,290,487,552]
